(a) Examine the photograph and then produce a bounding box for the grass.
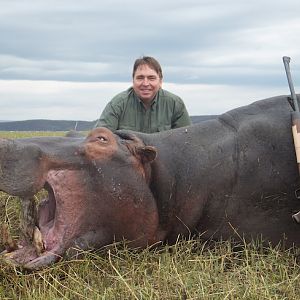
[0,132,299,299]
[0,131,68,139]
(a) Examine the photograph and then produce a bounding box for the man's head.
[132,56,163,104]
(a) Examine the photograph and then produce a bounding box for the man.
[96,56,191,133]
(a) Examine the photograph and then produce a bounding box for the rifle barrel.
[283,56,299,112]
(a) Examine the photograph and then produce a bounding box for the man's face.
[133,64,162,103]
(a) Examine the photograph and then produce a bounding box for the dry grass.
[1,227,299,299]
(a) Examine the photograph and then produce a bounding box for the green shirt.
[96,87,191,133]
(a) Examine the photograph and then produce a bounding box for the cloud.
[0,55,111,81]
[0,80,127,121]
[0,0,300,121]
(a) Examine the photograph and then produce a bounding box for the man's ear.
[136,146,157,164]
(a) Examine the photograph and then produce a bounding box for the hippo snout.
[0,138,46,196]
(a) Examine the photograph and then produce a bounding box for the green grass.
[0,132,299,299]
[0,131,68,139]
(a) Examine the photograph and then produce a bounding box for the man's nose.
[141,78,150,85]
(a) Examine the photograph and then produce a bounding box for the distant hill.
[0,119,97,131]
[0,115,218,131]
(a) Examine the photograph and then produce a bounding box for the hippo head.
[0,127,159,269]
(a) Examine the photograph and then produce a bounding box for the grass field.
[0,131,299,299]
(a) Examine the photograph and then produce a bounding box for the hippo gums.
[1,94,300,269]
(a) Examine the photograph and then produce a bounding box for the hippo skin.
[0,94,300,269]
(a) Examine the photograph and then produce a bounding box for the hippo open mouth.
[0,128,159,269]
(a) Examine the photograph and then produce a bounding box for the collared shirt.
[96,87,191,133]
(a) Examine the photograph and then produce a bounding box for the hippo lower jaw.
[2,244,60,270]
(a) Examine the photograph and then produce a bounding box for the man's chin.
[139,93,154,102]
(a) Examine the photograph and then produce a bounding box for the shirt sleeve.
[171,100,191,129]
[96,102,120,131]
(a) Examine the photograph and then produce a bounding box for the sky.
[1,0,300,121]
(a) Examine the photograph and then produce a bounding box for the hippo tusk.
[19,197,38,242]
[1,223,18,252]
[292,210,300,223]
[33,226,44,256]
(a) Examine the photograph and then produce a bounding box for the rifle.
[282,56,300,222]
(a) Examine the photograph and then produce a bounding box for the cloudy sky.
[1,0,300,121]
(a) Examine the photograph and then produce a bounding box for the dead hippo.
[0,94,300,269]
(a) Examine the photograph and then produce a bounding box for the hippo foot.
[1,245,61,270]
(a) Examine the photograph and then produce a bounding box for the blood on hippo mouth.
[1,170,76,269]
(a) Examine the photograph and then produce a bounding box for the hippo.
[0,94,300,269]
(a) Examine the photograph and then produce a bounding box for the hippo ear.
[136,146,157,163]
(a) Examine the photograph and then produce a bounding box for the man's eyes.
[136,76,157,80]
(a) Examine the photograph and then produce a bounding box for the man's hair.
[132,56,163,79]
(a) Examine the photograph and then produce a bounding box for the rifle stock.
[291,111,300,174]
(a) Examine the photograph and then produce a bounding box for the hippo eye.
[97,136,108,143]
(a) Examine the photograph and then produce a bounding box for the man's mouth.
[140,89,152,93]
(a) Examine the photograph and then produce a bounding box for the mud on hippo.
[1,94,300,269]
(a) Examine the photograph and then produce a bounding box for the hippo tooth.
[1,223,18,252]
[33,226,44,256]
[3,251,14,258]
